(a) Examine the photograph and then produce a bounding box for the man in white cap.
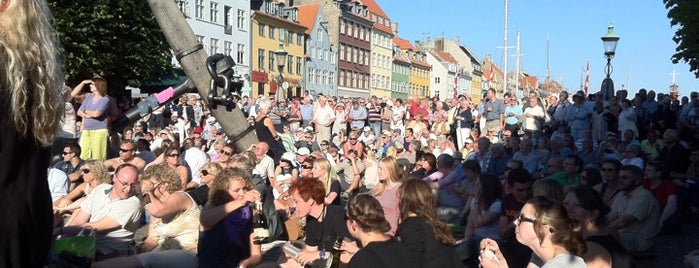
[358,126,376,144]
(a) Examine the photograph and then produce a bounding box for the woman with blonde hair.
[185,162,223,206]
[373,156,403,235]
[54,160,110,211]
[1,0,65,265]
[199,167,262,267]
[397,179,463,268]
[312,157,341,205]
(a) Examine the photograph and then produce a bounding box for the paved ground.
[634,223,699,268]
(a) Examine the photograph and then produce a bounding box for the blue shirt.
[299,104,314,121]
[505,105,523,125]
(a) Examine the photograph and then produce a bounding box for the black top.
[329,180,342,206]
[586,234,635,268]
[348,238,410,268]
[457,108,474,129]
[0,101,53,268]
[397,217,464,268]
[253,117,275,147]
[305,205,351,251]
[186,185,209,206]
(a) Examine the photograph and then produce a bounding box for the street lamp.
[600,24,620,101]
[273,43,288,99]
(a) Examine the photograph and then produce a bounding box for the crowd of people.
[44,80,699,267]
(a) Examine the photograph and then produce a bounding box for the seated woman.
[462,173,503,264]
[344,194,410,267]
[479,196,587,268]
[54,160,110,214]
[146,146,189,189]
[397,179,463,268]
[311,158,342,205]
[198,167,262,267]
[185,162,223,207]
[280,178,351,267]
[273,152,299,210]
[564,185,633,268]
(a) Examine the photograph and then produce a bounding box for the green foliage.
[664,0,699,78]
[48,0,173,84]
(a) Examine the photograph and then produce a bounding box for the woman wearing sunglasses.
[479,196,587,268]
[54,160,110,213]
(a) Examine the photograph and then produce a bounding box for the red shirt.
[643,179,676,211]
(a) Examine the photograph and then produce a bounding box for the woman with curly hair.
[54,160,111,213]
[0,0,65,266]
[397,179,463,268]
[479,196,587,268]
[198,167,261,267]
[345,194,409,267]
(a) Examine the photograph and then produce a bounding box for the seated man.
[63,164,142,259]
[104,140,146,172]
[608,165,660,253]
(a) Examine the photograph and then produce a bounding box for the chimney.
[391,22,399,35]
[435,38,444,52]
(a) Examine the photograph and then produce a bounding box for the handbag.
[49,227,96,268]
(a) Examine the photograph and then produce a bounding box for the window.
[237,44,245,64]
[348,23,353,37]
[258,23,265,36]
[329,72,334,86]
[322,71,328,85]
[279,28,286,42]
[340,70,345,86]
[257,82,264,96]
[296,57,302,75]
[195,0,204,19]
[287,55,293,74]
[359,26,364,40]
[237,9,245,30]
[318,28,324,42]
[196,35,205,51]
[288,32,294,43]
[315,70,320,85]
[210,2,218,23]
[297,34,303,45]
[340,20,345,34]
[210,38,219,54]
[317,48,323,61]
[308,68,314,84]
[224,41,232,56]
[339,45,345,61]
[269,26,275,39]
[258,49,265,69]
[176,0,189,16]
[268,50,275,70]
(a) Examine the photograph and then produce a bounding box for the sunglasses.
[222,151,234,156]
[61,151,73,156]
[81,169,90,174]
[200,170,210,176]
[168,153,180,158]
[349,138,357,141]
[321,143,328,146]
[514,214,536,225]
[301,165,313,170]
[601,168,616,172]
[119,148,134,153]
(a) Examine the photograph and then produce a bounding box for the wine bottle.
[252,201,269,244]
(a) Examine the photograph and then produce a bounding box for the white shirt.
[47,168,70,202]
[313,103,336,125]
[80,184,142,255]
[184,147,208,185]
[254,154,275,181]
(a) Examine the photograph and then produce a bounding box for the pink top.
[375,182,402,235]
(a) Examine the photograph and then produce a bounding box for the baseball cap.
[381,130,392,137]
[297,147,311,156]
[280,152,298,167]
[363,126,372,132]
[193,127,203,134]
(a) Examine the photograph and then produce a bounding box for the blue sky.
[378,0,697,98]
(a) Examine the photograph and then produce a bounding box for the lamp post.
[273,43,288,100]
[600,24,620,101]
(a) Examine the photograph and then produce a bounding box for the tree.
[48,0,173,84]
[665,0,699,78]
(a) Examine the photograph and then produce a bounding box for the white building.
[175,0,252,96]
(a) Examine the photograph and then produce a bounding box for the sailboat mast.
[514,31,522,99]
[503,0,509,95]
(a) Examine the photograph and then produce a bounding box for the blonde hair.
[0,0,64,146]
[209,167,252,206]
[142,164,183,194]
[373,156,401,196]
[84,160,110,185]
[313,158,333,196]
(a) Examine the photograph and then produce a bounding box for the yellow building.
[251,5,307,99]
[364,0,394,99]
[394,36,431,98]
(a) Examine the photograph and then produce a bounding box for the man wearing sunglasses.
[53,142,85,190]
[104,140,146,172]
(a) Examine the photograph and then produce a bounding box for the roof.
[296,4,320,35]
[252,10,307,31]
[411,59,431,68]
[393,55,410,64]
[459,45,481,65]
[393,36,415,50]
[361,0,392,34]
[435,51,457,64]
